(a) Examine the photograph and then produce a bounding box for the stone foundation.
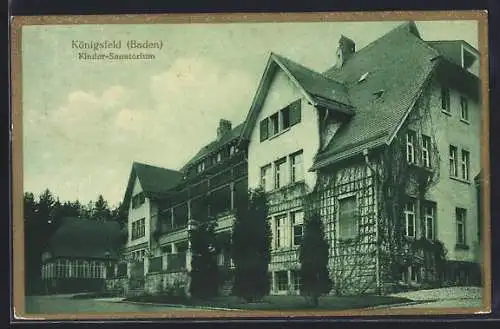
[105,277,128,296]
[144,271,189,295]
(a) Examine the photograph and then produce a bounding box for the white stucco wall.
[247,68,321,193]
[417,78,482,263]
[126,177,151,249]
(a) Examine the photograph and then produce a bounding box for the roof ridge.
[321,21,421,76]
[133,161,181,173]
[180,121,245,171]
[272,52,345,85]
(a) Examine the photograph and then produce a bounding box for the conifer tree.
[231,188,271,302]
[189,220,219,299]
[299,212,332,307]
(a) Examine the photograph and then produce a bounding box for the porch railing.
[166,252,187,271]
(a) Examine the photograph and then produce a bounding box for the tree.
[189,220,219,299]
[299,211,332,307]
[91,195,111,221]
[110,202,128,227]
[24,189,61,294]
[231,188,271,302]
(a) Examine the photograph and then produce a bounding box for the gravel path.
[389,286,483,301]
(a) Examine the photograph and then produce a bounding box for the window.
[269,113,279,136]
[274,158,287,189]
[460,96,469,122]
[289,100,302,126]
[404,199,416,237]
[274,214,288,249]
[441,86,450,113]
[291,270,300,291]
[422,135,431,168]
[132,192,145,209]
[456,208,467,245]
[281,106,291,130]
[132,218,146,240]
[449,145,458,177]
[423,202,436,240]
[260,164,272,192]
[338,195,358,240]
[162,245,172,254]
[229,145,235,155]
[260,118,269,142]
[197,161,205,173]
[290,151,304,183]
[402,266,419,282]
[216,152,222,163]
[275,271,288,291]
[260,100,301,142]
[406,130,416,164]
[461,150,470,181]
[292,211,304,246]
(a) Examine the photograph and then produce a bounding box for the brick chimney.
[335,35,356,68]
[217,119,232,140]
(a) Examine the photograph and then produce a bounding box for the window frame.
[290,150,304,183]
[274,214,288,249]
[404,198,416,238]
[275,270,289,292]
[281,106,291,130]
[406,130,417,164]
[260,118,269,142]
[449,145,458,177]
[131,217,146,240]
[460,95,469,122]
[441,86,451,113]
[269,113,279,137]
[337,194,359,241]
[260,164,272,192]
[291,210,304,246]
[422,135,432,168]
[274,157,287,189]
[423,201,436,240]
[456,207,467,245]
[461,149,470,181]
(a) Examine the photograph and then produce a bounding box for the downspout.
[363,148,381,294]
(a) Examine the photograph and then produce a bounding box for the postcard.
[10,11,490,320]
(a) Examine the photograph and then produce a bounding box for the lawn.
[124,294,412,310]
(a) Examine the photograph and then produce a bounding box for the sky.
[21,19,479,207]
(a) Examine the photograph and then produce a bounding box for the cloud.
[24,56,257,205]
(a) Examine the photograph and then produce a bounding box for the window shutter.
[289,100,302,126]
[260,118,269,141]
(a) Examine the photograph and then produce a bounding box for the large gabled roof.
[271,53,352,108]
[240,52,354,142]
[122,162,183,209]
[312,21,441,169]
[45,217,122,260]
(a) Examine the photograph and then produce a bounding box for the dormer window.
[358,72,369,83]
[462,47,477,70]
[197,161,205,173]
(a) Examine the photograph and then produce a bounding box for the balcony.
[267,181,307,213]
[166,252,187,272]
